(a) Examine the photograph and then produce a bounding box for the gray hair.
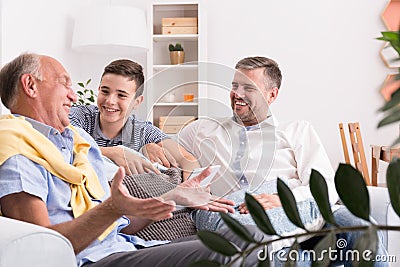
[0,53,42,108]
[235,56,282,90]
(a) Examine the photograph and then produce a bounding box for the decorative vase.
[170,51,185,65]
[183,94,194,102]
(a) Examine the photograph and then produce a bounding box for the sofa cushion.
[120,168,196,241]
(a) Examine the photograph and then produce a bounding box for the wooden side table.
[371,145,400,186]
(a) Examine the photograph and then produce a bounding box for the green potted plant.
[169,43,185,65]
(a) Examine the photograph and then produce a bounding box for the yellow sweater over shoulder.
[0,114,115,240]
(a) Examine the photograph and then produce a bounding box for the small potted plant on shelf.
[169,43,185,65]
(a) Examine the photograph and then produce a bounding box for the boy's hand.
[142,143,177,168]
[102,146,160,175]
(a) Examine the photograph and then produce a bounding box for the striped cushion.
[120,168,196,241]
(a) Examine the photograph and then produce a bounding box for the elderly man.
[0,53,270,267]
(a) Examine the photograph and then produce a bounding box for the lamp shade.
[72,6,147,55]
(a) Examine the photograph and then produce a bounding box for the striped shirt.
[69,105,168,151]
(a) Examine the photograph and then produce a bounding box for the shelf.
[380,73,398,101]
[379,42,400,69]
[154,102,198,106]
[381,0,400,31]
[153,34,198,42]
[153,3,198,11]
[148,1,204,126]
[153,64,198,71]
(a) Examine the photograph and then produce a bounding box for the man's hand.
[101,146,160,175]
[109,167,175,221]
[207,195,236,214]
[162,168,235,214]
[237,193,281,214]
[142,143,178,168]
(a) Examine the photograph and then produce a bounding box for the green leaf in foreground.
[220,212,256,243]
[309,169,337,226]
[285,240,300,267]
[334,164,370,221]
[245,193,277,235]
[386,158,400,218]
[277,178,306,230]
[311,231,336,267]
[379,88,400,112]
[377,107,400,128]
[197,230,239,256]
[354,225,378,267]
[377,31,400,54]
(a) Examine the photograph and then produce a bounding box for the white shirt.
[179,116,338,206]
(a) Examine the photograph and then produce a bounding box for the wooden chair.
[338,122,371,186]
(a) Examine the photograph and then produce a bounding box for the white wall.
[0,0,397,174]
[202,0,398,176]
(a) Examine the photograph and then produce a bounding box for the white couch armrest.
[368,186,400,265]
[0,216,76,267]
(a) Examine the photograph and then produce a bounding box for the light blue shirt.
[230,116,265,188]
[0,117,168,266]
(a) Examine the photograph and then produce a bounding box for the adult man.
[0,53,270,267]
[178,56,388,266]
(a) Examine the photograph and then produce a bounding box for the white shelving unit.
[146,1,206,127]
[153,34,198,42]
[153,64,198,71]
[154,102,198,106]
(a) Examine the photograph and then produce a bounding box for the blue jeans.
[272,206,389,267]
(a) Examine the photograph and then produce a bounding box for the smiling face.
[35,56,77,131]
[97,73,143,130]
[230,68,278,126]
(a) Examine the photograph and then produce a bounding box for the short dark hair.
[235,56,282,90]
[101,59,145,97]
[0,53,42,108]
